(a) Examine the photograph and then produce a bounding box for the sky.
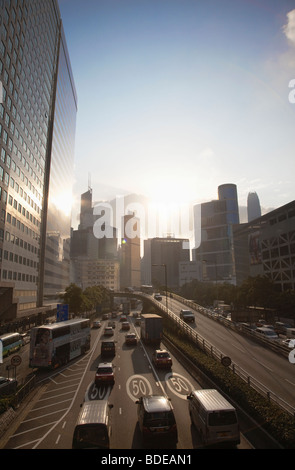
[58,0,295,231]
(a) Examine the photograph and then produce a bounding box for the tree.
[59,283,83,315]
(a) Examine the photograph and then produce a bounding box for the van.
[187,389,240,447]
[136,395,178,447]
[72,400,113,449]
[275,321,292,335]
[256,327,279,340]
[101,340,116,357]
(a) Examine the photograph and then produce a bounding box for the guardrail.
[139,292,295,417]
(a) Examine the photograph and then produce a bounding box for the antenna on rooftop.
[88,172,91,191]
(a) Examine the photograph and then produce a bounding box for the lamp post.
[152,264,168,311]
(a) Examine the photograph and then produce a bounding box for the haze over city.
[58,0,295,230]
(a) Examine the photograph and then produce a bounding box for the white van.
[72,400,113,449]
[187,389,240,447]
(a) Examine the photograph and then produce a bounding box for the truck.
[141,314,163,345]
[180,309,195,323]
[122,302,131,315]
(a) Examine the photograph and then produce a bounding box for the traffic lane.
[170,298,295,408]
[4,329,104,449]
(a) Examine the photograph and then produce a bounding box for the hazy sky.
[58,0,295,229]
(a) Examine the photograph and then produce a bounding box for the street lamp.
[152,264,168,311]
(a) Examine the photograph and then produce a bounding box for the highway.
[1,313,254,450]
[161,296,295,412]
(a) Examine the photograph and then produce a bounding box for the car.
[135,316,141,326]
[121,321,130,331]
[92,320,101,329]
[152,349,172,368]
[120,314,127,322]
[95,362,115,386]
[101,340,116,357]
[256,319,266,327]
[282,338,295,348]
[102,313,109,321]
[111,311,117,318]
[0,377,18,396]
[108,321,116,328]
[104,326,114,336]
[154,294,162,301]
[180,309,195,323]
[135,395,178,447]
[125,333,137,345]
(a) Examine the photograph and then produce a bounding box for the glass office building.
[0,0,77,318]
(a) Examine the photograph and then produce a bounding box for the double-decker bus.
[29,318,91,369]
[0,332,23,358]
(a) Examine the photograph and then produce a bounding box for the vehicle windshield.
[208,411,237,426]
[75,425,108,448]
[144,411,175,426]
[157,352,170,358]
[97,367,112,374]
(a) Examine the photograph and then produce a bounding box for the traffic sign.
[57,304,69,322]
[11,355,22,367]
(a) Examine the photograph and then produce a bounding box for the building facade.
[0,0,76,319]
[233,200,295,291]
[143,236,190,290]
[70,189,119,290]
[247,191,261,222]
[193,184,239,284]
[120,213,141,289]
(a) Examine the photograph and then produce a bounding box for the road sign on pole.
[57,304,69,322]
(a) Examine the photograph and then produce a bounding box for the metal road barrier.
[137,292,295,417]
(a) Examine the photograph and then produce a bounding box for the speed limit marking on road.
[85,382,111,401]
[165,372,194,399]
[126,375,153,402]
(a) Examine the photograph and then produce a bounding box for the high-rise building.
[193,184,240,284]
[120,213,141,289]
[70,189,119,290]
[143,236,190,289]
[0,1,77,319]
[247,192,261,222]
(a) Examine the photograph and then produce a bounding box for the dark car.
[92,320,101,329]
[152,349,172,368]
[135,395,178,447]
[125,333,137,346]
[154,294,162,301]
[101,340,116,357]
[0,377,18,396]
[95,363,115,386]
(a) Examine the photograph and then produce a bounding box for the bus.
[141,285,153,295]
[29,318,91,369]
[0,332,23,358]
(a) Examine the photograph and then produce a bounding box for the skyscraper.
[247,192,261,222]
[193,184,239,284]
[120,213,141,289]
[0,1,77,319]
